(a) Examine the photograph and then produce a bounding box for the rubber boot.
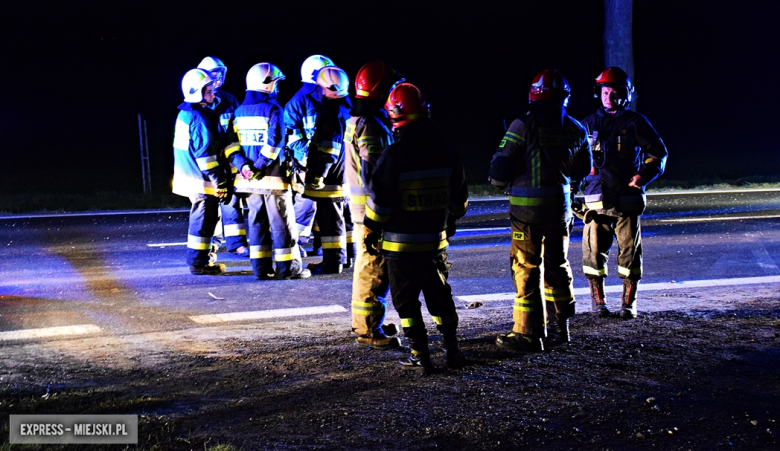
[588,277,610,317]
[355,328,401,349]
[442,334,466,369]
[620,279,639,319]
[495,333,544,352]
[546,318,570,345]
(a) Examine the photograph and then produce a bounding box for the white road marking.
[0,324,102,341]
[146,242,187,247]
[468,187,780,202]
[0,209,189,220]
[658,214,780,223]
[189,305,348,324]
[457,275,780,303]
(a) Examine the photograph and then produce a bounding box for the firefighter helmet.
[594,66,634,106]
[246,63,286,93]
[385,83,430,129]
[529,69,571,106]
[181,68,216,103]
[197,56,227,89]
[355,60,404,101]
[316,66,349,98]
[300,54,334,83]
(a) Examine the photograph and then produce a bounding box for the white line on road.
[146,242,187,247]
[189,305,348,324]
[658,214,780,223]
[0,209,189,220]
[457,275,780,303]
[0,324,102,341]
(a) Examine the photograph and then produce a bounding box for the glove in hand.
[309,176,324,190]
[364,227,381,256]
[241,165,255,180]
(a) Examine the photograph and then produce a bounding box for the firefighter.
[301,67,352,274]
[172,69,230,275]
[364,83,469,373]
[579,67,668,319]
[489,69,592,351]
[285,55,335,254]
[224,63,311,280]
[197,56,250,258]
[345,60,404,349]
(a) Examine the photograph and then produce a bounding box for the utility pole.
[137,114,152,194]
[603,0,636,109]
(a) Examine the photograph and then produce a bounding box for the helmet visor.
[210,67,227,89]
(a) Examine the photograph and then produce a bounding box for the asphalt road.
[1,189,779,340]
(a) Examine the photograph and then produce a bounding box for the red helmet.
[385,83,429,129]
[594,66,634,105]
[355,60,404,101]
[529,69,571,106]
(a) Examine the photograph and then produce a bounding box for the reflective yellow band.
[304,188,346,198]
[544,287,574,302]
[351,300,385,315]
[401,317,421,328]
[509,196,563,206]
[350,194,368,205]
[321,235,347,249]
[356,89,371,97]
[250,245,273,259]
[187,235,210,251]
[431,314,458,325]
[513,298,539,312]
[585,201,604,210]
[225,144,242,157]
[584,266,607,276]
[223,224,246,237]
[196,155,219,171]
[365,204,390,223]
[381,239,448,253]
[618,266,642,277]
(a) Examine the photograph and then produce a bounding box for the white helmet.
[300,54,334,83]
[181,68,216,103]
[316,66,349,98]
[197,56,227,89]
[246,63,286,93]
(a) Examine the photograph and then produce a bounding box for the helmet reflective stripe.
[300,54,334,83]
[316,67,349,97]
[245,63,286,92]
[198,56,227,88]
[181,68,215,103]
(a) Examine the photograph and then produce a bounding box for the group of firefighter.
[172,54,668,374]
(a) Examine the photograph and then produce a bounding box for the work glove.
[216,178,232,204]
[364,226,382,256]
[309,176,325,190]
[446,216,457,238]
[571,196,586,220]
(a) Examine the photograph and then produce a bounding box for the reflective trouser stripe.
[431,313,458,325]
[351,223,390,334]
[250,245,273,259]
[275,247,295,262]
[513,297,540,313]
[544,287,574,302]
[584,265,607,277]
[351,300,385,315]
[618,265,642,277]
[223,223,246,237]
[321,235,346,249]
[345,230,353,244]
[188,234,210,251]
[401,317,420,328]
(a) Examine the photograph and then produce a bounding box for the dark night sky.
[2,0,778,192]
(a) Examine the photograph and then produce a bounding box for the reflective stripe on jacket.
[302,97,351,201]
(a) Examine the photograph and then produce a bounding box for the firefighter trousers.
[350,223,390,335]
[313,199,346,265]
[510,218,575,337]
[187,194,221,266]
[582,214,642,280]
[217,193,248,252]
[294,193,317,243]
[343,201,355,261]
[247,192,303,277]
[387,253,458,352]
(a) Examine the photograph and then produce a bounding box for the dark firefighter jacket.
[172,102,225,197]
[580,107,668,216]
[489,104,592,224]
[225,91,291,195]
[302,96,351,201]
[364,119,469,259]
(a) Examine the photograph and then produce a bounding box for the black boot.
[588,277,610,317]
[442,335,466,369]
[546,319,570,345]
[620,279,639,319]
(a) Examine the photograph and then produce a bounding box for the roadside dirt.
[1,288,779,450]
